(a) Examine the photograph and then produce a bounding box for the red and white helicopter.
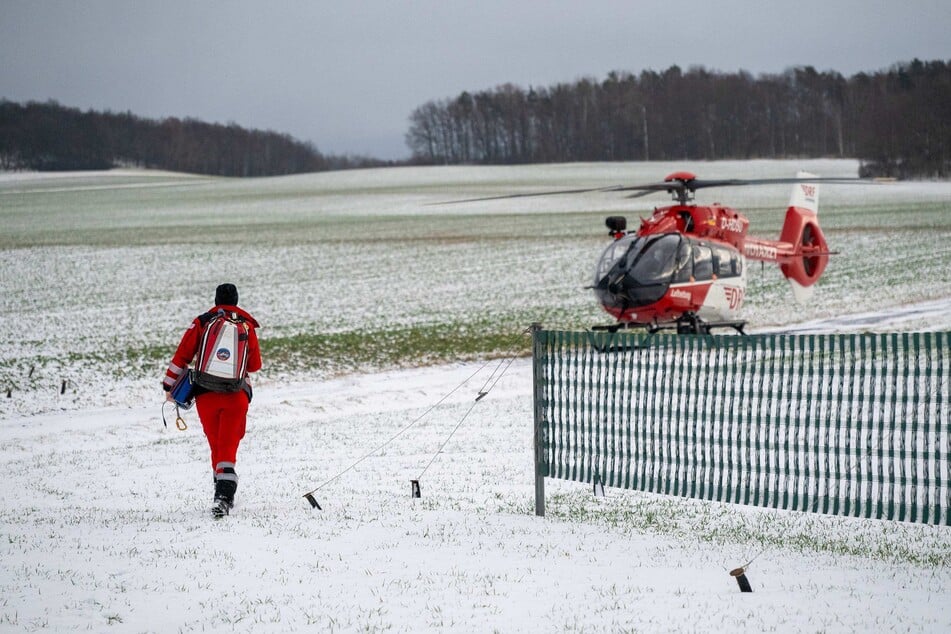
[589,171,852,333]
[449,170,866,333]
[445,170,866,333]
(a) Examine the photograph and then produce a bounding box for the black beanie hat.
[215,283,239,306]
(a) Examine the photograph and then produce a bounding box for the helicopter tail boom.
[742,174,830,304]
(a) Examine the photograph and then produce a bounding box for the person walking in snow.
[163,283,262,517]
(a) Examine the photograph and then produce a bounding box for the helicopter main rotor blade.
[433,175,875,205]
[623,187,671,199]
[688,177,869,191]
[432,185,630,205]
[619,176,871,198]
[621,176,870,192]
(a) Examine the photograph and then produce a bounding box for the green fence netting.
[532,329,950,525]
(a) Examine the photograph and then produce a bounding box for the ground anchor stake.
[593,474,605,497]
[411,479,421,498]
[730,567,753,592]
[303,494,322,510]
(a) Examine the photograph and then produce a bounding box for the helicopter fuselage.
[592,176,830,330]
[593,220,749,326]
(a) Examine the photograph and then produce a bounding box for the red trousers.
[195,391,249,475]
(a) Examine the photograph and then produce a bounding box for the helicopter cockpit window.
[629,234,681,284]
[593,233,684,309]
[594,234,641,283]
[693,245,713,280]
[594,233,683,286]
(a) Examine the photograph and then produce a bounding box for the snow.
[2,342,951,632]
[2,162,950,631]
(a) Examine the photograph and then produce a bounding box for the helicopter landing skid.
[585,326,649,352]
[590,321,645,333]
[653,312,747,335]
[592,312,747,336]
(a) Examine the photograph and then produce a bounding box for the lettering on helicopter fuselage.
[720,217,744,233]
[670,289,692,303]
[744,244,778,260]
[724,286,745,310]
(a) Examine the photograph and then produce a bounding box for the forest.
[1,59,948,178]
[0,100,386,176]
[406,59,951,178]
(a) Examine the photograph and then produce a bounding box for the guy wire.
[416,398,481,480]
[416,325,530,480]
[302,325,532,498]
[302,359,493,497]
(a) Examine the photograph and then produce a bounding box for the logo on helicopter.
[670,289,692,303]
[724,286,745,310]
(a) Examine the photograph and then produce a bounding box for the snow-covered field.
[2,161,950,631]
[4,159,951,417]
[3,358,951,632]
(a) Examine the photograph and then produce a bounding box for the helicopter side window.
[693,245,713,280]
[714,246,735,278]
[672,240,693,283]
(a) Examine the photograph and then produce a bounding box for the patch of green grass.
[0,318,535,392]
[262,319,533,376]
[547,488,951,566]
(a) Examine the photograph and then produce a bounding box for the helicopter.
[450,170,865,334]
[590,170,851,334]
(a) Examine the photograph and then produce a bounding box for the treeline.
[0,100,387,176]
[406,59,951,178]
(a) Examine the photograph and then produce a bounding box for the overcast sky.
[2,1,949,160]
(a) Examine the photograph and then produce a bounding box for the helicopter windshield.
[630,234,681,283]
[594,234,683,285]
[593,233,685,309]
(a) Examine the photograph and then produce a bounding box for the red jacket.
[163,305,261,398]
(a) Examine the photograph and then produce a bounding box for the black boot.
[212,470,238,518]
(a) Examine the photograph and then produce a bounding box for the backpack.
[192,309,251,393]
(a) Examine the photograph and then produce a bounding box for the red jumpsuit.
[163,305,261,481]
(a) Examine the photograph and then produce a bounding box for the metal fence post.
[532,322,546,517]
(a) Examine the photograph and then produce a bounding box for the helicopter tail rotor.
[778,172,829,304]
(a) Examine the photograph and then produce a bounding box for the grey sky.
[2,1,949,160]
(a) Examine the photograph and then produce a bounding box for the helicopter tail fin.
[779,172,829,304]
